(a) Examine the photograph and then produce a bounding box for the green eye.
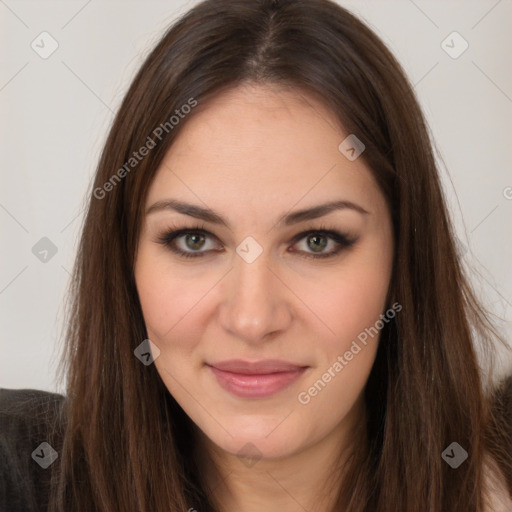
[184,233,206,251]
[157,227,357,260]
[306,234,328,253]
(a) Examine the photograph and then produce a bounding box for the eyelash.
[155,222,358,260]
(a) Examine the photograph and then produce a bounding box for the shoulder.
[0,387,64,414]
[484,373,512,512]
[0,388,66,512]
[0,387,65,440]
[483,459,512,512]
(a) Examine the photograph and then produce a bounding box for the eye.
[156,227,221,258]
[289,229,357,259]
[155,224,358,259]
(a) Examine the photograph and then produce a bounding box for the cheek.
[297,254,392,351]
[294,267,391,425]
[322,270,389,340]
[135,253,214,343]
[299,276,386,392]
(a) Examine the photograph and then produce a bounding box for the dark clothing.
[0,389,65,512]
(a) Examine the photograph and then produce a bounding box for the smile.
[206,360,308,399]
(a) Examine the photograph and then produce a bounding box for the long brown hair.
[50,0,510,510]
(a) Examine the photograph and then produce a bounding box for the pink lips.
[207,359,308,399]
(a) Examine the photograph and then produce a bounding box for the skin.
[134,83,394,512]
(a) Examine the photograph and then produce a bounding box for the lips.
[209,359,306,374]
[207,359,308,398]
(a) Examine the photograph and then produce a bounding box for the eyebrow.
[145,198,369,227]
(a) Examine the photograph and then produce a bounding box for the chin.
[204,420,306,461]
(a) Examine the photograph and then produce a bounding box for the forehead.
[145,84,385,220]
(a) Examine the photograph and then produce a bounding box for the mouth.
[206,359,309,399]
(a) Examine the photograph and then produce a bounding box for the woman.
[1,0,510,510]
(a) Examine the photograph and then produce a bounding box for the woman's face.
[134,84,394,461]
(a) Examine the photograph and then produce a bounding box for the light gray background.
[1,0,511,393]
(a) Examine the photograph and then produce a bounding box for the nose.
[218,252,293,344]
